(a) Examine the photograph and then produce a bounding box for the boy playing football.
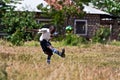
[34,25,65,64]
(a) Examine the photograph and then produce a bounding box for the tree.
[1,0,40,45]
[37,0,91,34]
[2,10,40,45]
[91,0,120,17]
[0,0,21,21]
[0,0,10,25]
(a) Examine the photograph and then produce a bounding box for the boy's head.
[49,25,55,34]
[42,24,56,34]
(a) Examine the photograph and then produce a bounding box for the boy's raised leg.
[60,48,65,58]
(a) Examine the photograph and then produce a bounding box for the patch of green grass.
[0,39,12,46]
[110,40,120,46]
[23,41,39,47]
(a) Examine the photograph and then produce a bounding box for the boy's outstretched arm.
[25,29,39,32]
[38,28,47,33]
[26,28,47,33]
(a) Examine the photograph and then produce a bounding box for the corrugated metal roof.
[11,0,48,12]
[11,0,110,15]
[83,4,110,15]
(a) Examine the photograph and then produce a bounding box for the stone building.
[1,0,120,40]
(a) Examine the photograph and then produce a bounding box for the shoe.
[61,48,65,58]
[47,60,50,64]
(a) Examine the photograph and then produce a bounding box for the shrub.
[10,29,24,46]
[63,34,87,46]
[2,10,40,46]
[92,27,110,44]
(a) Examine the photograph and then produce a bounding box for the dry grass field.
[0,40,120,80]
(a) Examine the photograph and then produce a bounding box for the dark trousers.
[40,39,53,56]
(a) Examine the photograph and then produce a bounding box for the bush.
[10,29,24,46]
[63,34,87,46]
[2,10,40,46]
[92,27,110,44]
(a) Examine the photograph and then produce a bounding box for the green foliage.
[0,0,10,25]
[0,0,12,12]
[0,0,22,24]
[2,10,40,46]
[50,10,65,33]
[10,29,24,46]
[92,27,110,43]
[110,40,120,46]
[0,0,41,46]
[91,0,120,16]
[64,34,87,46]
[37,0,90,33]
